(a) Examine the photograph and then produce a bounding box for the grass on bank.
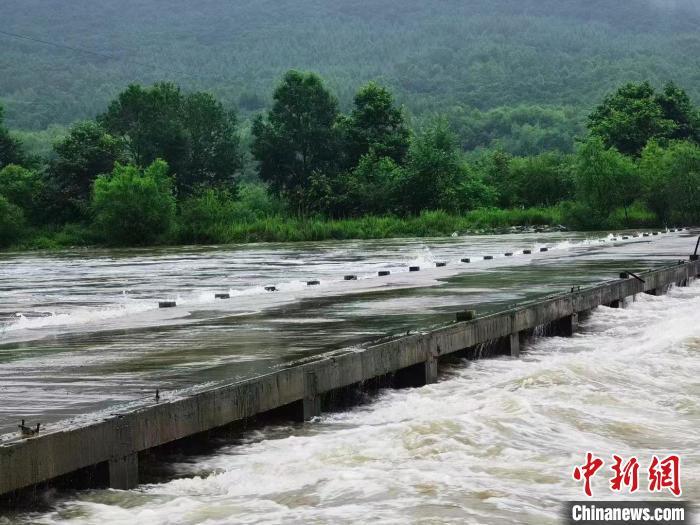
[7,202,662,251]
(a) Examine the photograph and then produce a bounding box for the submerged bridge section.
[1,259,699,501]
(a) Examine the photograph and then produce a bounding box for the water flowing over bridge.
[2,255,698,503]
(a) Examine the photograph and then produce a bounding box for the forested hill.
[2,0,699,139]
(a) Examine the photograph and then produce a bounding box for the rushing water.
[0,231,694,435]
[3,253,699,524]
[0,229,698,523]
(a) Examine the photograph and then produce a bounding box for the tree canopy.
[100,83,242,193]
[588,81,699,156]
[0,105,27,170]
[2,0,699,160]
[252,71,341,210]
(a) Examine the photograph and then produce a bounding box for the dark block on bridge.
[344,275,357,281]
[158,301,176,308]
[622,236,629,240]
[523,249,532,254]
[540,247,549,252]
[483,255,494,260]
[461,258,470,263]
[456,310,477,322]
[619,272,629,279]
[690,255,699,261]
[643,233,650,237]
[653,232,659,235]
[435,262,447,267]
[504,252,513,257]
[378,271,391,276]
[307,280,320,286]
[215,293,230,299]
[265,286,278,292]
[409,266,420,272]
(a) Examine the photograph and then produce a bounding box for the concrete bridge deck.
[2,259,698,501]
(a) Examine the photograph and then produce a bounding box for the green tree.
[454,173,497,212]
[334,153,405,216]
[251,71,340,211]
[640,140,700,225]
[0,195,25,248]
[0,105,27,170]
[46,121,126,222]
[0,164,43,221]
[475,150,514,207]
[100,83,241,193]
[177,187,237,243]
[588,82,676,156]
[399,119,466,214]
[574,137,639,223]
[655,82,700,144]
[343,82,410,167]
[182,92,242,191]
[91,159,176,245]
[508,153,574,207]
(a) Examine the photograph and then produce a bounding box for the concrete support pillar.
[394,354,438,388]
[557,314,576,337]
[424,353,438,384]
[508,332,520,358]
[303,371,321,421]
[609,299,621,308]
[560,313,578,336]
[108,453,138,490]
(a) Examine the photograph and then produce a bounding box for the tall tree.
[574,137,639,222]
[655,82,700,144]
[343,82,410,167]
[0,164,43,222]
[0,105,27,170]
[399,118,465,214]
[588,81,676,156]
[45,121,126,222]
[100,83,241,193]
[640,140,700,225]
[182,92,242,191]
[251,71,340,211]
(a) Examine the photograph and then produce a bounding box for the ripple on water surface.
[6,281,698,525]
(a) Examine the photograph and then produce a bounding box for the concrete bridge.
[2,258,698,503]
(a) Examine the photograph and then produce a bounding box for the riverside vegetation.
[0,74,699,249]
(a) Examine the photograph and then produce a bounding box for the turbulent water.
[1,231,694,435]
[1,230,698,524]
[5,270,700,524]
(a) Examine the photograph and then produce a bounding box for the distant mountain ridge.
[1,0,698,132]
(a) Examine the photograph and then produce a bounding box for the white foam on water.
[21,281,700,525]
[0,299,155,334]
[2,231,683,340]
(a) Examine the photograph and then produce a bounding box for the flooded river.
[1,230,698,523]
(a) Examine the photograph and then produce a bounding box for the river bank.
[6,205,662,252]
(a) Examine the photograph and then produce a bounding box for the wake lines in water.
[153,229,685,308]
[0,229,687,335]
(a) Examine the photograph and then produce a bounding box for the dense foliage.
[91,160,176,245]
[2,0,699,158]
[0,73,699,248]
[100,83,242,194]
